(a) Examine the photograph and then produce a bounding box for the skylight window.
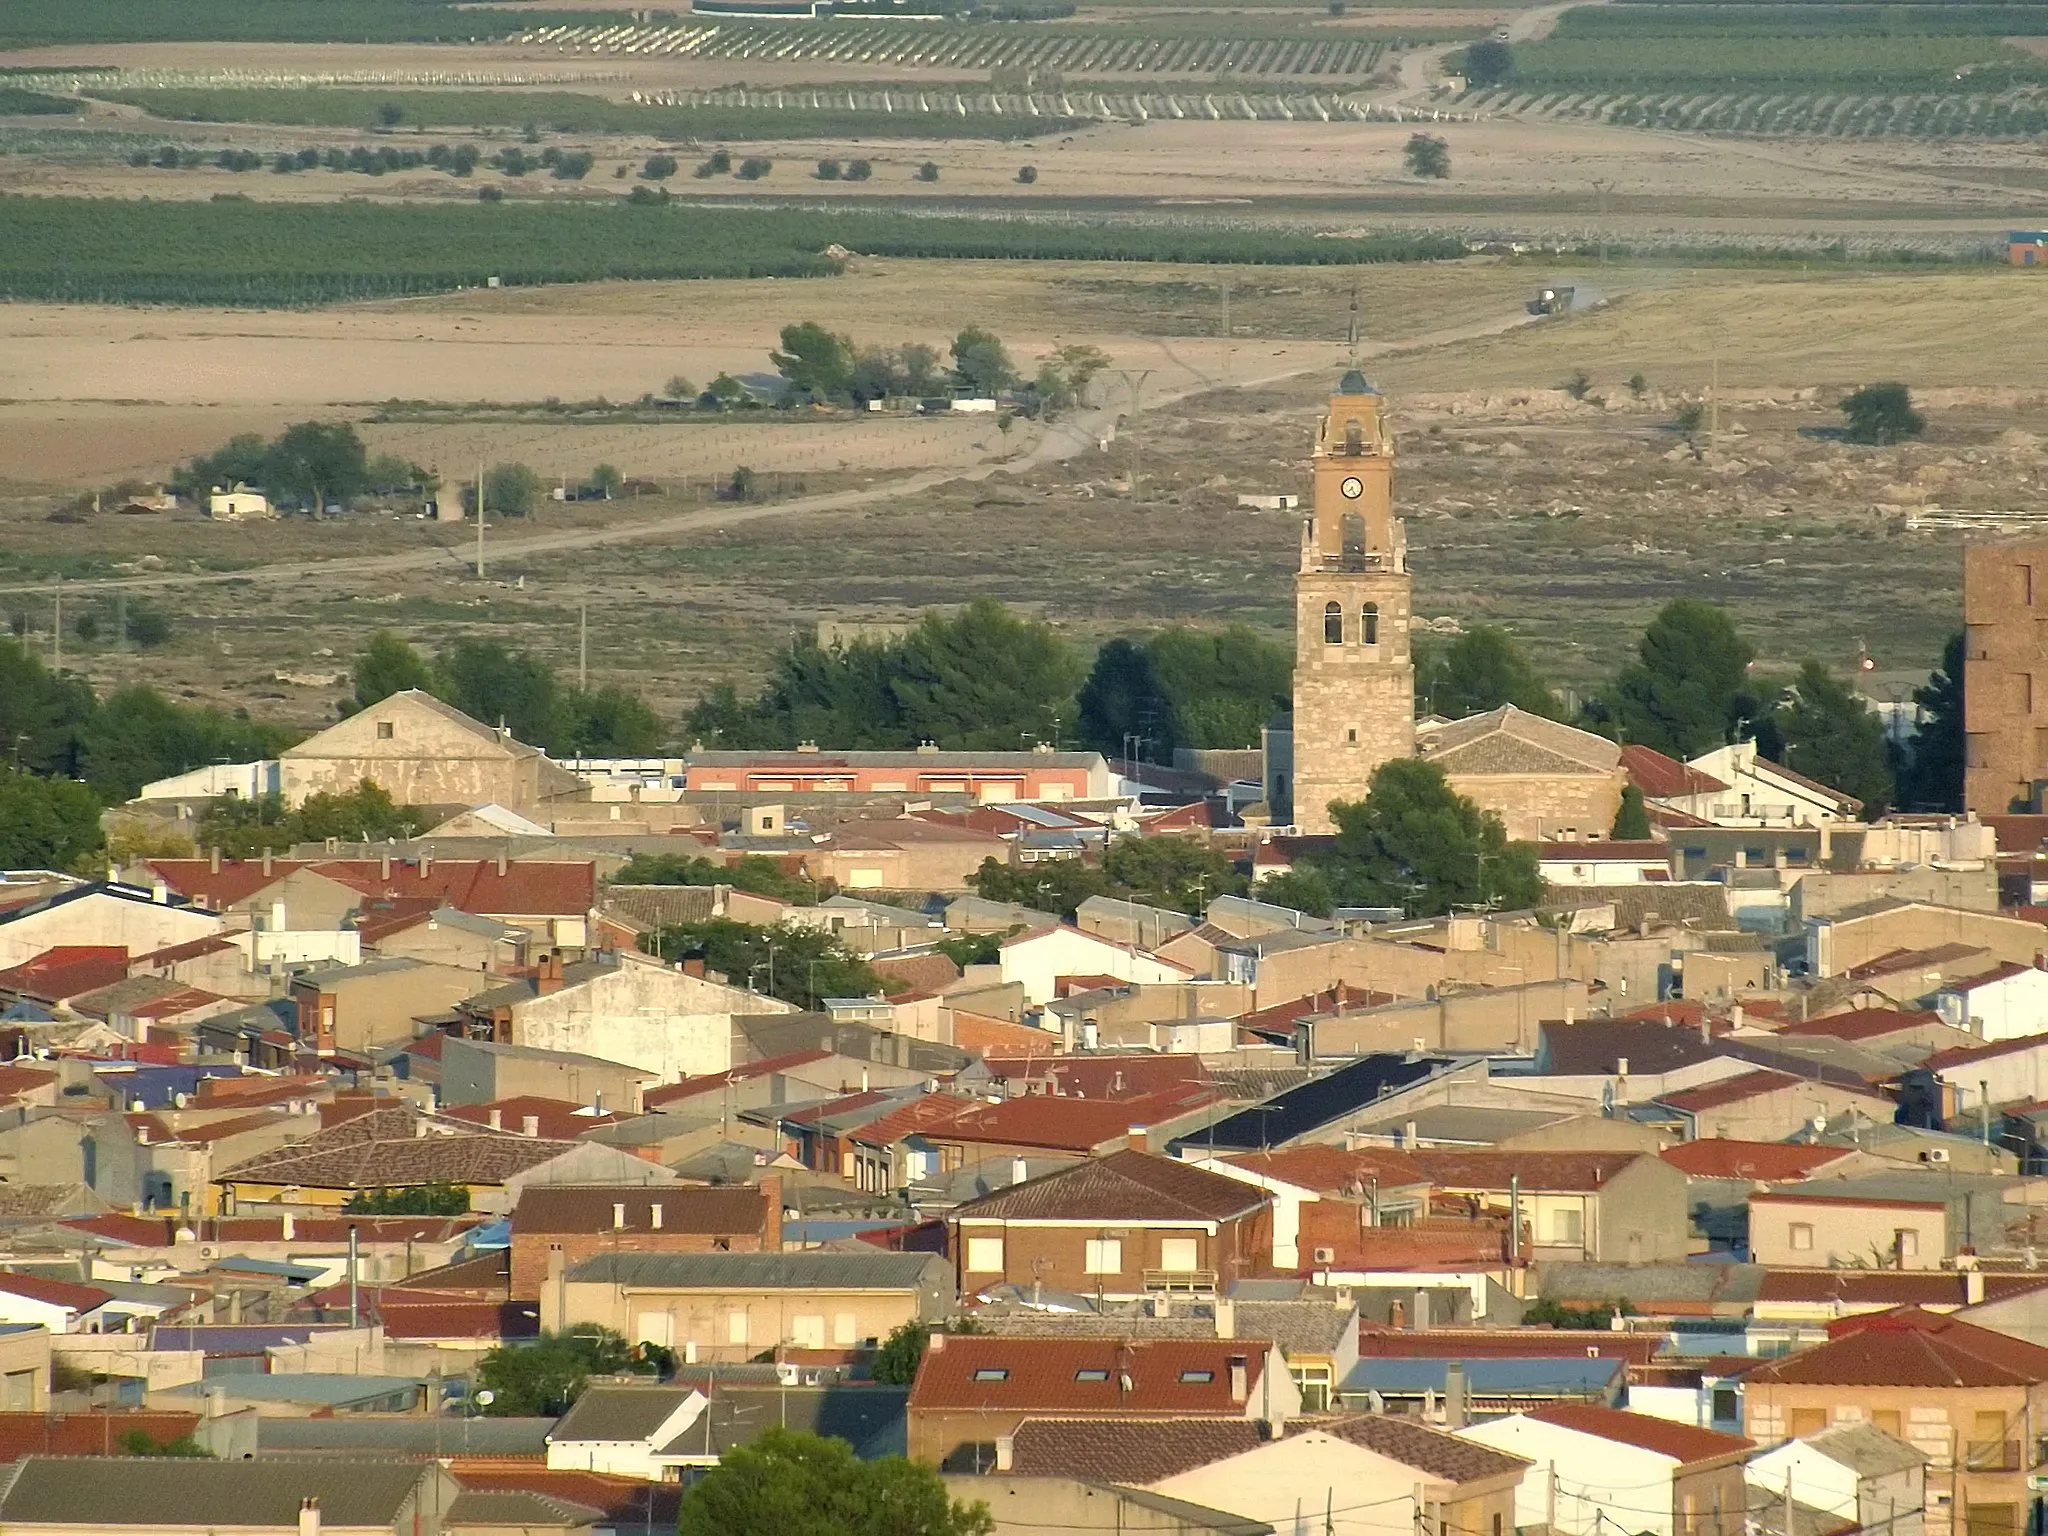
[972,1368,1009,1382]
[1179,1369,1215,1384]
[1075,1368,1110,1382]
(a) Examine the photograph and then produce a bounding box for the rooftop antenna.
[1346,282,1361,371]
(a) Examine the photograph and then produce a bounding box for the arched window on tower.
[1323,602,1344,645]
[1361,602,1380,645]
[1344,419,1363,455]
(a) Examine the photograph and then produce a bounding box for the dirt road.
[0,299,1550,600]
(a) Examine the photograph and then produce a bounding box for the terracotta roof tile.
[1755,1272,2048,1307]
[640,1051,834,1110]
[1659,1141,1859,1181]
[148,859,595,918]
[1657,1069,1805,1113]
[1007,1417,1267,1482]
[1775,1008,1944,1041]
[216,1104,577,1191]
[901,1088,1215,1155]
[1528,1404,1752,1462]
[909,1336,1276,1414]
[1408,1150,1646,1194]
[1743,1308,2048,1387]
[1621,746,1729,799]
[1222,1146,1427,1195]
[0,946,130,1002]
[0,1271,111,1311]
[449,1466,680,1525]
[979,1055,1212,1101]
[1322,1414,1532,1481]
[443,1098,626,1140]
[951,1149,1269,1223]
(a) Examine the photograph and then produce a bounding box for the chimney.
[650,1202,664,1230]
[682,957,706,978]
[208,1385,227,1419]
[419,855,431,879]
[1215,1298,1236,1339]
[995,1435,1014,1472]
[926,1330,946,1353]
[298,1497,321,1536]
[1011,1157,1030,1187]
[522,1114,540,1137]
[135,1123,149,1146]
[281,1211,294,1241]
[1228,1354,1249,1405]
[536,953,564,995]
[209,847,221,874]
[270,900,287,934]
[612,1202,627,1229]
[488,1108,502,1130]
[496,854,508,877]
[1966,1268,1986,1306]
[379,852,391,880]
[1127,1124,1149,1154]
[759,1174,783,1249]
[1445,1361,1468,1429]
[592,1090,605,1116]
[151,879,169,905]
[261,849,273,877]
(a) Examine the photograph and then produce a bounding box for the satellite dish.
[474,1389,495,1407]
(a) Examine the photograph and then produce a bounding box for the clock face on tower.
[1340,476,1364,499]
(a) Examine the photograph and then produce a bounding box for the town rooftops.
[511,1184,764,1236]
[1346,1358,1625,1399]
[0,1271,111,1312]
[1220,1144,1430,1195]
[561,1251,942,1291]
[0,946,130,1002]
[1774,1008,1943,1042]
[146,856,595,917]
[689,747,1108,769]
[550,1384,699,1446]
[1321,1414,1532,1482]
[1926,1030,2048,1071]
[0,1456,434,1527]
[1658,1141,1857,1181]
[640,1050,836,1110]
[1417,706,1622,777]
[1007,1417,1267,1483]
[1621,745,1729,799]
[1657,1068,1811,1113]
[1743,1307,2048,1387]
[1540,1016,1724,1075]
[214,1103,579,1191]
[907,1335,1274,1414]
[1755,1270,2048,1308]
[1527,1404,1752,1462]
[1408,1149,1647,1194]
[951,1148,1270,1225]
[1795,1420,1931,1476]
[1188,1055,1446,1153]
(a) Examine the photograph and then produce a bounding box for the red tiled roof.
[1657,1069,1805,1113]
[1357,1329,1662,1364]
[907,1086,1215,1154]
[1536,841,1670,862]
[1658,1141,1858,1181]
[449,1467,679,1524]
[1985,815,2048,855]
[908,1335,1275,1413]
[1528,1404,1752,1463]
[872,952,961,1001]
[951,1148,1267,1223]
[379,1300,540,1341]
[1946,960,2041,992]
[147,859,595,917]
[1222,1145,1428,1195]
[640,1050,834,1110]
[127,1111,283,1146]
[951,1012,1061,1054]
[0,946,129,1002]
[443,1097,625,1140]
[1007,1417,1266,1482]
[1620,1000,1786,1027]
[216,1103,578,1190]
[1927,1030,2048,1071]
[1743,1307,2048,1387]
[1621,745,1728,799]
[1320,1415,1533,1481]
[1775,1007,1943,1041]
[130,935,238,969]
[1409,1150,1646,1194]
[61,1213,481,1247]
[0,1411,201,1461]
[1846,943,1988,982]
[0,1271,111,1311]
[979,1055,1211,1101]
[0,1066,57,1102]
[1238,987,1397,1038]
[1755,1271,2048,1307]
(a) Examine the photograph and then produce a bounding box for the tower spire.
[1346,282,1361,370]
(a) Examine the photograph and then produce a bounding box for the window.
[1179,1369,1215,1384]
[727,1311,748,1346]
[1084,1238,1123,1275]
[1549,1207,1582,1245]
[792,1315,825,1349]
[376,720,394,740]
[1361,603,1379,645]
[1075,1368,1110,1382]
[1493,1518,1504,1536]
[966,1237,1004,1273]
[1293,1364,1333,1413]
[1324,602,1344,645]
[1345,420,1363,454]
[1872,1410,1902,1436]
[1711,1387,1739,1425]
[1346,728,1357,744]
[1789,1222,1814,1251]
[972,1367,1009,1382]
[1791,1408,1828,1437]
[1159,1237,1199,1273]
[0,1371,31,1412]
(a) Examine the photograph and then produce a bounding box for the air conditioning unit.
[1313,1247,1336,1264]
[1922,1148,1951,1165]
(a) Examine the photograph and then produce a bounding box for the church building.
[1267,372,1625,840]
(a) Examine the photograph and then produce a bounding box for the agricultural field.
[0,0,632,49]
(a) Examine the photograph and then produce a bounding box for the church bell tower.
[1288,369,1414,834]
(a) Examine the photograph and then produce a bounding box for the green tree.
[1289,758,1541,917]
[967,856,1110,922]
[950,327,1016,397]
[590,463,624,499]
[890,599,1083,749]
[1100,836,1247,916]
[561,685,664,755]
[916,162,939,182]
[1775,660,1890,816]
[1610,783,1652,840]
[475,1326,642,1417]
[1078,627,1291,762]
[1031,343,1111,417]
[771,321,857,402]
[646,919,880,1008]
[0,639,97,776]
[172,431,269,498]
[124,604,173,650]
[1605,598,1755,759]
[480,461,542,518]
[0,770,104,871]
[79,688,296,805]
[344,1183,470,1215]
[872,1320,935,1387]
[1417,625,1557,720]
[1462,38,1512,86]
[353,630,432,708]
[1896,632,1963,812]
[933,932,1004,969]
[1403,132,1451,179]
[118,1429,211,1457]
[293,780,419,843]
[433,639,562,747]
[263,420,370,512]
[1840,382,1925,446]
[614,852,818,905]
[642,153,678,180]
[679,1428,992,1536]
[1255,864,1336,919]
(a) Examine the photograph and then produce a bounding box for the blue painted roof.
[212,1257,327,1281]
[91,1063,247,1109]
[782,1219,909,1244]
[1340,1357,1624,1394]
[463,1218,512,1251]
[150,1324,332,1353]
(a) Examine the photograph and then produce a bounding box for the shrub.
[1463,38,1512,87]
[477,184,504,202]
[1627,372,1648,398]
[815,158,842,180]
[642,153,678,180]
[376,101,404,127]
[846,158,872,181]
[1564,370,1592,400]
[625,184,666,205]
[1016,164,1038,184]
[736,156,772,180]
[916,161,940,182]
[1840,381,1925,445]
[126,607,173,649]
[1403,132,1450,178]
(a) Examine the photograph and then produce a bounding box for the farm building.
[206,486,273,520]
[2011,232,2046,267]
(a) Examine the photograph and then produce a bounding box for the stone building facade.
[278,689,586,811]
[1288,372,1416,835]
[1963,540,2048,816]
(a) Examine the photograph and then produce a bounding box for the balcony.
[1143,1269,1218,1294]
[1964,1440,2021,1471]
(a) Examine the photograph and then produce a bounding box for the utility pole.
[578,603,588,693]
[1709,351,1720,450]
[114,591,126,654]
[1220,274,1232,387]
[1592,180,1612,264]
[474,457,486,579]
[51,580,61,673]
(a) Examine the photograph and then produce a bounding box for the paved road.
[2,300,1554,600]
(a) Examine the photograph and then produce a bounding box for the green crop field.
[0,195,1464,307]
[98,89,1083,143]
[0,0,634,48]
[1565,5,2048,36]
[1487,33,2047,90]
[0,88,81,115]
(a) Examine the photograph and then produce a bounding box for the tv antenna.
[1346,282,1361,369]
